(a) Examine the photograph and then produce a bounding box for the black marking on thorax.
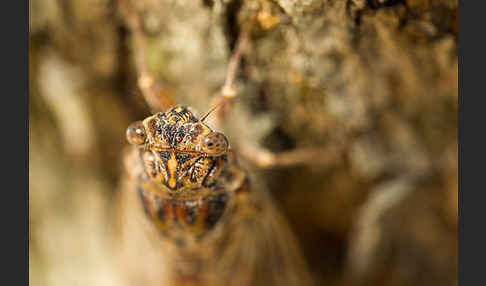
[184,204,197,225]
[190,156,205,182]
[158,151,171,162]
[202,160,217,187]
[175,153,191,165]
[205,193,228,229]
[155,195,165,222]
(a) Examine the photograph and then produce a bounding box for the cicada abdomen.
[117,105,313,286]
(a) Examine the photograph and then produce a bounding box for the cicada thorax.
[127,106,249,247]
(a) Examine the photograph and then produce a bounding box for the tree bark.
[29,0,458,285]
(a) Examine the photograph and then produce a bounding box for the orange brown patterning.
[122,105,312,286]
[125,105,246,244]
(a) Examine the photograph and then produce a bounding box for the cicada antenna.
[119,0,176,113]
[200,100,225,123]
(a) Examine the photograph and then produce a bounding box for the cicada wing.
[113,148,172,286]
[207,189,314,286]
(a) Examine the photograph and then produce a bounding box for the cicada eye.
[201,132,229,155]
[126,121,147,145]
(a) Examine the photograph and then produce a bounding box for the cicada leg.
[238,144,344,169]
[202,14,255,130]
[204,14,342,170]
[119,0,176,113]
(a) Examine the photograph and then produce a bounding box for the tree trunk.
[29,0,458,285]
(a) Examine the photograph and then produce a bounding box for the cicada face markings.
[151,152,228,192]
[141,151,168,183]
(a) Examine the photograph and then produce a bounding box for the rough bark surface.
[30,0,457,285]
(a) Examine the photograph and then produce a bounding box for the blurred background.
[29,0,457,285]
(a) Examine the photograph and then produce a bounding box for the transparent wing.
[206,189,314,286]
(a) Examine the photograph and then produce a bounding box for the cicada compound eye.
[201,132,229,155]
[126,121,147,145]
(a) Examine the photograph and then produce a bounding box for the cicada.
[115,4,315,286]
[118,104,313,286]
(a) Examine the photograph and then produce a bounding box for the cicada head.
[126,105,230,192]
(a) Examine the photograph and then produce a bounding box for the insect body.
[126,105,245,243]
[120,105,313,286]
[117,4,314,285]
